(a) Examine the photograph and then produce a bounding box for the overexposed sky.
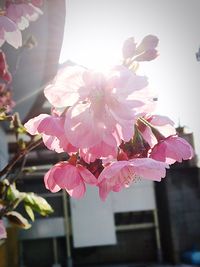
[60,0,200,162]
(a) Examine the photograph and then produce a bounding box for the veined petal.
[129,158,169,181]
[37,115,64,136]
[44,167,61,193]
[98,161,129,183]
[98,179,112,201]
[42,134,64,153]
[65,103,101,148]
[80,141,117,163]
[67,181,86,199]
[110,66,148,98]
[150,136,194,164]
[77,165,97,185]
[44,66,86,108]
[24,114,49,135]
[53,163,81,190]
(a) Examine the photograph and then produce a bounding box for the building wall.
[156,167,200,263]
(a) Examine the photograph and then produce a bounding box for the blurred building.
[2,124,199,267]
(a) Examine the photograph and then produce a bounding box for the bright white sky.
[60,0,200,164]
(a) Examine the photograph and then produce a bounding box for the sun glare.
[60,35,122,71]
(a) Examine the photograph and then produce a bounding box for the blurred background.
[0,1,200,267]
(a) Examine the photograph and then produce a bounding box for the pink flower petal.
[65,103,101,148]
[37,115,64,136]
[98,161,129,183]
[44,168,61,193]
[150,136,194,164]
[42,134,64,153]
[98,158,169,200]
[67,181,86,199]
[77,165,97,185]
[129,158,169,181]
[44,66,86,108]
[98,179,112,201]
[53,163,81,190]
[0,16,22,48]
[80,141,117,163]
[24,114,49,135]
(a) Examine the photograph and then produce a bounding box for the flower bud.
[136,35,159,54]
[134,49,158,62]
[122,37,136,59]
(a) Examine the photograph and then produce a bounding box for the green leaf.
[24,193,35,205]
[6,211,31,229]
[6,184,20,202]
[6,184,26,206]
[24,204,35,221]
[24,193,53,216]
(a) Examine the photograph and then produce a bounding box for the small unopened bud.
[122,37,136,59]
[134,49,158,62]
[136,35,159,54]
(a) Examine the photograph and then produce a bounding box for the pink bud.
[134,49,158,62]
[136,35,159,54]
[122,37,136,59]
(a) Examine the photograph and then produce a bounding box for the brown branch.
[0,138,42,180]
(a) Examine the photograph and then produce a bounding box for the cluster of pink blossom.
[0,1,43,112]
[0,0,43,49]
[0,50,15,112]
[25,35,194,201]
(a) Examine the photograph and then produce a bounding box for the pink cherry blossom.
[57,65,149,150]
[137,115,176,147]
[24,113,77,154]
[150,135,194,164]
[43,64,157,162]
[0,15,22,48]
[6,3,43,31]
[98,158,169,200]
[44,161,97,199]
[0,219,7,239]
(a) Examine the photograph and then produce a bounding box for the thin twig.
[0,138,42,180]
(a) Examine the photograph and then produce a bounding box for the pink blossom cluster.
[0,0,43,49]
[0,50,15,112]
[0,0,43,112]
[24,35,194,201]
